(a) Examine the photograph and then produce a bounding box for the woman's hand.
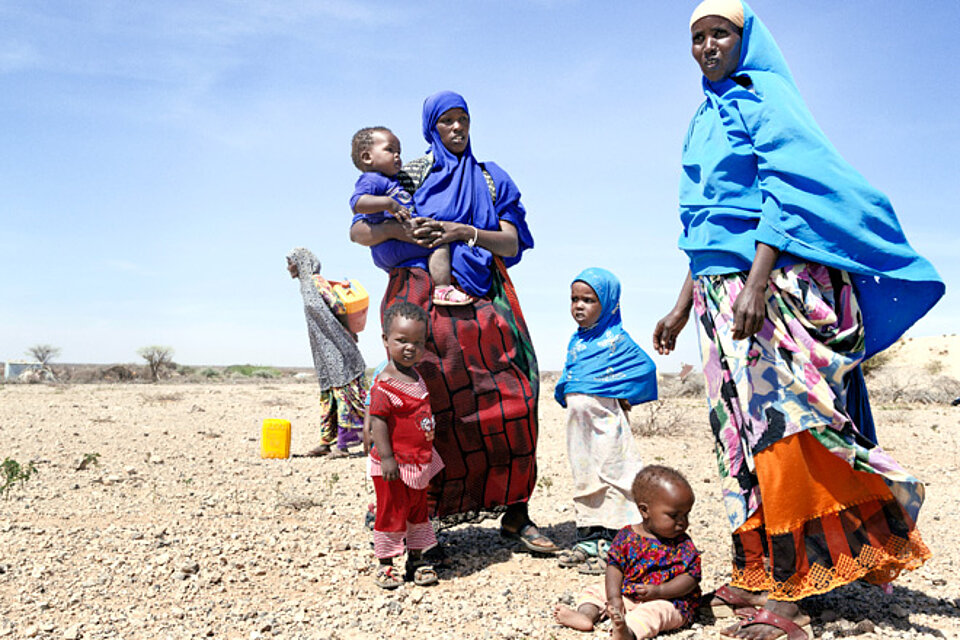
[653,307,690,355]
[731,242,780,340]
[653,270,694,355]
[731,282,766,339]
[409,218,468,249]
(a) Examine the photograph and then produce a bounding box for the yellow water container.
[261,419,291,459]
[331,279,369,334]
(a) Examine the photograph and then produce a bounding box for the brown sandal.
[304,445,330,457]
[719,608,813,640]
[709,584,763,618]
[374,565,403,590]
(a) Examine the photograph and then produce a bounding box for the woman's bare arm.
[349,219,411,247]
[411,219,519,258]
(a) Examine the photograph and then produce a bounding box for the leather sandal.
[709,584,763,619]
[500,521,560,555]
[719,608,813,640]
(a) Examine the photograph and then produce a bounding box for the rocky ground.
[1,377,958,640]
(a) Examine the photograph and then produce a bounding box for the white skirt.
[564,393,643,530]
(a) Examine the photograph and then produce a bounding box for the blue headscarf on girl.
[680,1,943,358]
[554,268,658,408]
[413,91,534,297]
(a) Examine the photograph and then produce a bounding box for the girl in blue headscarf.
[555,268,657,574]
[653,2,941,638]
[350,91,557,554]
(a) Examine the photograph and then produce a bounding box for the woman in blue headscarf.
[350,91,557,553]
[653,1,943,638]
[554,268,657,572]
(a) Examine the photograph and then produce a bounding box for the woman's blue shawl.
[679,1,943,357]
[353,91,533,297]
[554,268,658,408]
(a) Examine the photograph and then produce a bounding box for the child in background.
[554,268,658,574]
[286,247,366,457]
[554,466,701,639]
[368,302,445,589]
[349,126,474,306]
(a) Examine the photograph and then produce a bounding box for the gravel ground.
[1,380,958,640]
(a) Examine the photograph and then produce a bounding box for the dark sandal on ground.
[500,522,560,555]
[708,584,763,618]
[326,447,350,459]
[304,444,330,457]
[374,565,403,590]
[557,546,590,568]
[719,608,813,640]
[577,554,606,575]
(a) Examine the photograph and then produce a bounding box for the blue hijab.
[554,268,658,408]
[679,1,944,357]
[410,91,533,297]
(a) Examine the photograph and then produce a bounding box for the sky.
[2,1,958,372]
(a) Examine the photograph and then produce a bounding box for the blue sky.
[2,1,957,371]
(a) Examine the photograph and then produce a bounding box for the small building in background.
[3,360,41,380]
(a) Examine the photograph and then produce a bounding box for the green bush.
[1,458,37,498]
[225,364,282,378]
[199,367,221,378]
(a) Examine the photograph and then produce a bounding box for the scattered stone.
[889,603,909,619]
[63,624,81,640]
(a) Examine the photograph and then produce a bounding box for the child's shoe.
[433,285,475,306]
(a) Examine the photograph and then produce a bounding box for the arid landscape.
[1,336,959,640]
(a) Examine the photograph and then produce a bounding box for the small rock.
[181,562,200,575]
[173,571,189,581]
[334,542,350,552]
[820,609,838,623]
[851,620,876,636]
[63,624,81,640]
[125,466,137,475]
[24,626,38,638]
[154,553,171,565]
[889,603,908,619]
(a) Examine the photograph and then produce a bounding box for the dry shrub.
[140,392,184,405]
[658,372,705,399]
[631,399,686,437]
[867,371,959,405]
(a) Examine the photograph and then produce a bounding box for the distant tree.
[26,344,60,367]
[137,346,175,382]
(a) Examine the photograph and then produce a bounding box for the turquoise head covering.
[679,1,944,357]
[554,268,658,408]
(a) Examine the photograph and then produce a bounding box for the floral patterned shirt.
[606,526,702,622]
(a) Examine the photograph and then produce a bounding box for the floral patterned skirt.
[694,262,929,600]
[318,374,366,449]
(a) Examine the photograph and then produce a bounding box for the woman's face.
[287,259,299,279]
[691,16,742,82]
[571,281,602,328]
[435,108,470,156]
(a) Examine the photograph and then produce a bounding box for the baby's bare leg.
[554,603,602,632]
[428,245,452,287]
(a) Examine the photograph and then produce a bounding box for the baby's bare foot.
[608,605,636,640]
[554,604,595,632]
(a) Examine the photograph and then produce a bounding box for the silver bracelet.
[468,225,479,248]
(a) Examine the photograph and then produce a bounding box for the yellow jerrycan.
[261,419,291,459]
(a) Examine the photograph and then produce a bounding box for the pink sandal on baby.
[433,285,475,307]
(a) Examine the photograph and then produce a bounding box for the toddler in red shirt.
[368,301,444,589]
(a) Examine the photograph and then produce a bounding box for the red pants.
[372,476,436,559]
